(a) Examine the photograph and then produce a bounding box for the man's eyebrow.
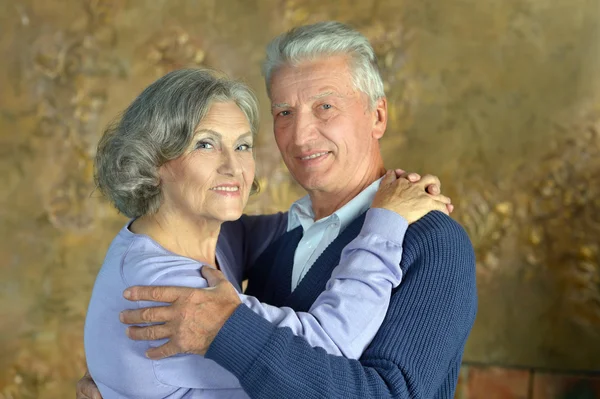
[271,91,339,109]
[309,91,335,100]
[271,102,290,109]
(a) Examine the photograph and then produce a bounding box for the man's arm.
[205,211,478,398]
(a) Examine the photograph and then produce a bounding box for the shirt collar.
[287,177,383,232]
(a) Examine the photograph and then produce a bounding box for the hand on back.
[76,370,101,399]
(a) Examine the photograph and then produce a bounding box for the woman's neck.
[130,208,221,267]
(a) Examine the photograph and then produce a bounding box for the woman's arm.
[239,207,407,358]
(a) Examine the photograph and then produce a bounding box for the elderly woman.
[84,68,450,398]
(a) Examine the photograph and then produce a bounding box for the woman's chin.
[212,208,244,222]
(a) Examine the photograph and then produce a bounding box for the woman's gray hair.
[95,68,260,218]
[262,21,385,108]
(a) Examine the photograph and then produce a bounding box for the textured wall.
[1,0,599,397]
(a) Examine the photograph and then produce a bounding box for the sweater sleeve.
[205,211,478,399]
[239,208,408,359]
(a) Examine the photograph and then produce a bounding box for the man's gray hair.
[262,21,385,108]
[95,68,260,218]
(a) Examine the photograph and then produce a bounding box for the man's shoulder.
[405,211,472,247]
[400,211,475,274]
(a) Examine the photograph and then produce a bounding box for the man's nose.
[291,112,319,146]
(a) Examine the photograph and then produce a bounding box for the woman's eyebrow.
[194,129,222,138]
[237,132,253,140]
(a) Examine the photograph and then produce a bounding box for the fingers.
[120,305,171,324]
[426,184,440,195]
[397,171,421,182]
[146,341,180,360]
[126,323,171,341]
[81,388,103,399]
[429,194,452,204]
[428,194,453,215]
[376,170,397,189]
[77,384,99,399]
[424,197,450,216]
[416,174,441,189]
[435,201,451,215]
[76,372,102,399]
[124,285,194,303]
[201,266,227,287]
[393,168,406,177]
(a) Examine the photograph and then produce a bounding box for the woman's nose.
[217,150,242,176]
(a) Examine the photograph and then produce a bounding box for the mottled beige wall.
[1,0,599,397]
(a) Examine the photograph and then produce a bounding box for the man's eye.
[237,144,253,151]
[195,141,214,150]
[278,110,291,116]
[321,104,332,110]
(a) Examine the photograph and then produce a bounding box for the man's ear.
[372,97,387,140]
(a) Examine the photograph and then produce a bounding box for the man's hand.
[119,267,242,359]
[76,370,102,399]
[372,169,453,223]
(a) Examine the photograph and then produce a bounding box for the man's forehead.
[271,89,349,108]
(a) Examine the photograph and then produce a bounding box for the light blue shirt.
[288,178,382,290]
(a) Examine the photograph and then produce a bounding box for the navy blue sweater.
[206,211,478,398]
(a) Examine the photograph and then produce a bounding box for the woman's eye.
[237,144,253,151]
[321,104,332,110]
[195,141,214,150]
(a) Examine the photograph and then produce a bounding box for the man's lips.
[298,151,331,161]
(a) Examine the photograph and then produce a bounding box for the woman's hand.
[372,169,453,224]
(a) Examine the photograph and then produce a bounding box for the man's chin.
[294,175,334,193]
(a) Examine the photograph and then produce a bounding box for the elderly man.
[79,21,477,398]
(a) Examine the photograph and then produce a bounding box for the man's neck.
[309,167,386,221]
[131,208,221,267]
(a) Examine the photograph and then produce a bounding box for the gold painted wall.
[1,0,599,397]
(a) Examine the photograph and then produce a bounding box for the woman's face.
[159,101,255,223]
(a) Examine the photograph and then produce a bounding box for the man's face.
[269,55,386,195]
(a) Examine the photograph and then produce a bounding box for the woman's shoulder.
[120,234,206,287]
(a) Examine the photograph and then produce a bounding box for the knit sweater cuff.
[362,208,409,246]
[205,303,276,378]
